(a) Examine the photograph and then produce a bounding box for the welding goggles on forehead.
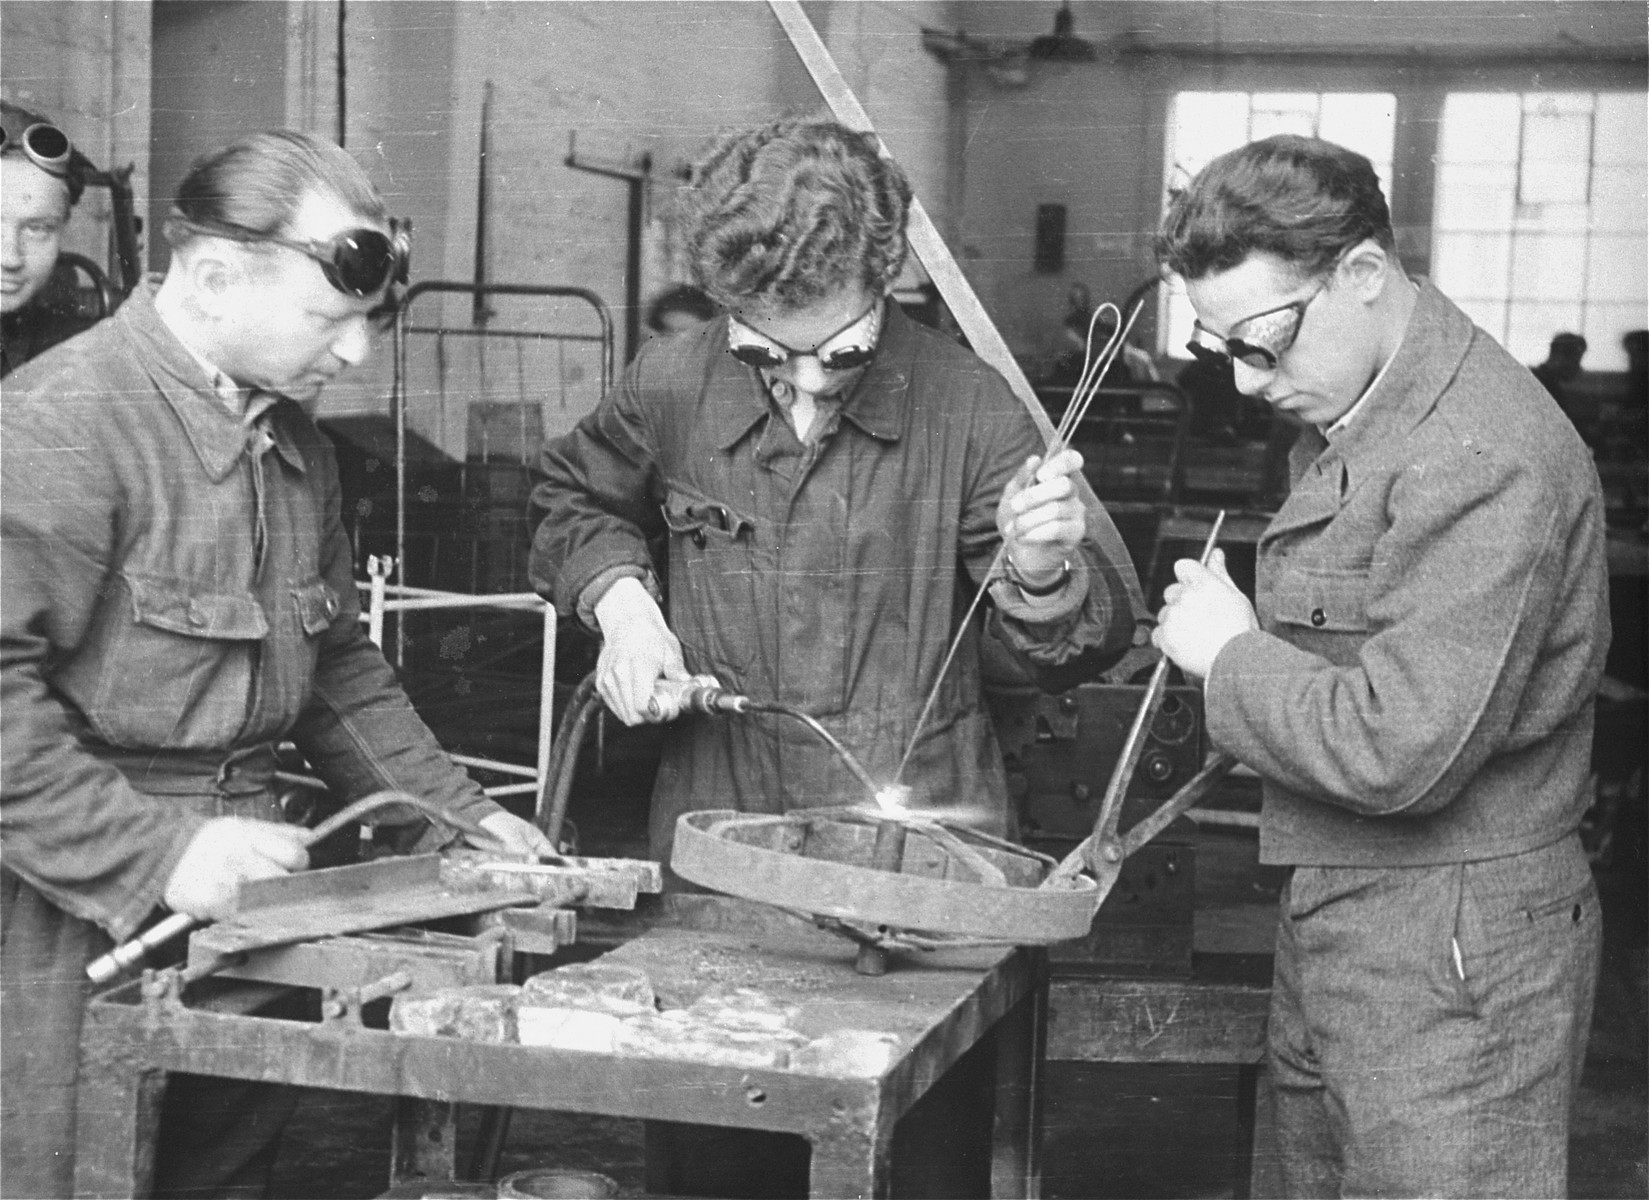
[173,213,412,298]
[0,110,74,177]
[726,298,883,373]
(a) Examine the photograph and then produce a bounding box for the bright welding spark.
[872,784,912,815]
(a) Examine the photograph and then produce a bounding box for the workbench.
[74,904,1047,1199]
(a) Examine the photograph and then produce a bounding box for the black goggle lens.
[1186,337,1280,373]
[727,343,876,372]
[324,230,402,297]
[0,121,73,172]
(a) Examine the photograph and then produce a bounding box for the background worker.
[1,129,549,1199]
[0,100,99,377]
[530,116,1135,861]
[1153,135,1609,1198]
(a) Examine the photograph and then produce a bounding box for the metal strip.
[766,0,1145,622]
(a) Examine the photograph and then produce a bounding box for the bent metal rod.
[893,296,1148,788]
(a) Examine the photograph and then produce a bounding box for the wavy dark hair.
[1156,134,1395,282]
[681,117,911,312]
[163,129,385,251]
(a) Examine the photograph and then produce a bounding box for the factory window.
[1432,91,1647,370]
[1158,91,1397,359]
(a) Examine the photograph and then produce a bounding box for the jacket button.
[1310,607,1326,627]
[188,602,208,627]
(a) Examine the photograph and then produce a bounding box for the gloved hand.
[996,448,1086,589]
[1152,549,1258,682]
[592,575,689,725]
[476,810,556,859]
[162,817,310,921]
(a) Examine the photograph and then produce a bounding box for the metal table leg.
[990,958,1048,1198]
[71,1048,165,1199]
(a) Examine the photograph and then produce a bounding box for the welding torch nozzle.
[645,677,751,722]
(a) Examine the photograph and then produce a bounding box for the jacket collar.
[1265,278,1473,541]
[117,279,309,482]
[707,298,914,451]
[1325,278,1472,474]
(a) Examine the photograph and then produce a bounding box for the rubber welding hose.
[535,671,604,848]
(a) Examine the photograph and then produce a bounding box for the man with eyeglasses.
[530,112,1135,1199]
[1,101,100,378]
[530,115,1134,856]
[1153,135,1609,1198]
[1,129,549,1198]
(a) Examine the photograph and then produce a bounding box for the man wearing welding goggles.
[1,101,100,378]
[530,117,1136,865]
[1153,135,1609,1198]
[1,129,548,1198]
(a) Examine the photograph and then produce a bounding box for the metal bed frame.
[371,280,615,805]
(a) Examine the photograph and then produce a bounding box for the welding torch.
[644,675,752,721]
[86,791,508,984]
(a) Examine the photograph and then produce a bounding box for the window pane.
[1594,93,1648,166]
[1320,94,1396,195]
[1169,92,1250,184]
[1251,108,1316,141]
[1520,110,1592,204]
[1582,304,1645,371]
[1591,165,1647,230]
[1456,297,1509,343]
[1440,94,1521,163]
[1507,301,1584,365]
[1522,202,1591,232]
[1319,95,1395,162]
[1434,162,1517,230]
[1510,233,1587,301]
[1161,285,1197,361]
[1251,92,1317,114]
[1587,234,1648,302]
[1433,233,1512,300]
[1524,92,1595,116]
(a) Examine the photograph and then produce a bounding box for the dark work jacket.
[1205,281,1611,866]
[529,303,1134,857]
[0,295,99,380]
[0,283,504,942]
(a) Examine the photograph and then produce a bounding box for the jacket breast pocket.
[660,485,760,680]
[72,573,269,750]
[1269,566,1371,664]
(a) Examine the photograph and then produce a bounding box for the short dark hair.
[681,117,911,311]
[164,129,386,251]
[1156,135,1395,282]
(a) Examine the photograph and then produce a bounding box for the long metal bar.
[1046,511,1226,890]
[766,0,1146,629]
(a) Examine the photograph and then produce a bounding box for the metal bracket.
[320,969,414,1029]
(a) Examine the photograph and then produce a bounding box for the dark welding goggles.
[726,297,882,373]
[0,112,74,178]
[172,214,412,298]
